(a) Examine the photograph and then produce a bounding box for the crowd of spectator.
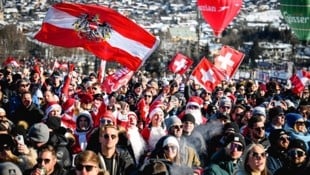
[0,61,309,175]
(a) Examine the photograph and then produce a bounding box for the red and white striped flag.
[168,53,193,74]
[34,3,160,71]
[214,45,244,79]
[290,70,310,94]
[190,58,225,92]
[3,56,19,67]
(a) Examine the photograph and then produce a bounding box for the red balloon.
[197,0,243,37]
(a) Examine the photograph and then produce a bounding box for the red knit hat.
[186,96,203,108]
[78,93,93,104]
[62,98,75,113]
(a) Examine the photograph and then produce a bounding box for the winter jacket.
[204,148,242,175]
[98,147,136,175]
[266,146,289,174]
[11,102,44,127]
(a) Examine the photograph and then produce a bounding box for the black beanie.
[182,113,196,124]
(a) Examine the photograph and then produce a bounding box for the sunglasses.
[144,94,152,98]
[172,125,183,130]
[253,126,265,132]
[295,121,305,125]
[221,106,231,109]
[187,105,199,110]
[250,152,268,159]
[100,118,114,125]
[37,158,51,164]
[76,164,96,172]
[103,134,117,140]
[279,135,290,142]
[0,145,11,152]
[20,84,30,87]
[288,149,305,157]
[230,143,243,152]
[164,145,178,151]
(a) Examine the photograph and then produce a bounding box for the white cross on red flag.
[290,70,310,94]
[168,53,193,75]
[214,45,244,79]
[101,67,134,94]
[190,58,225,92]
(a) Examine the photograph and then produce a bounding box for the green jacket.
[204,148,241,175]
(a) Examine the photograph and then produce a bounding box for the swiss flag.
[101,67,134,94]
[3,56,19,67]
[214,46,244,79]
[190,58,225,92]
[168,53,193,74]
[290,70,310,94]
[34,3,160,71]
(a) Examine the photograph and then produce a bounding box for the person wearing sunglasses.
[205,133,245,175]
[69,150,109,175]
[98,125,135,175]
[25,144,67,175]
[245,115,270,150]
[164,116,201,169]
[286,113,310,152]
[266,129,290,174]
[274,139,310,175]
[234,143,271,175]
[265,106,286,136]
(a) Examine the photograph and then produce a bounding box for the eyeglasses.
[250,152,268,159]
[103,134,117,140]
[100,118,114,125]
[76,164,97,172]
[230,143,243,152]
[279,135,290,142]
[37,158,51,164]
[253,126,265,132]
[20,84,30,87]
[164,145,178,151]
[288,149,305,157]
[171,125,183,130]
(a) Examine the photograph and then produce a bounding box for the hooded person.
[72,111,94,154]
[183,96,206,125]
[141,102,167,152]
[126,111,146,165]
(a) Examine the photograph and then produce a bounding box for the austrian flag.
[168,53,193,74]
[34,3,160,71]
